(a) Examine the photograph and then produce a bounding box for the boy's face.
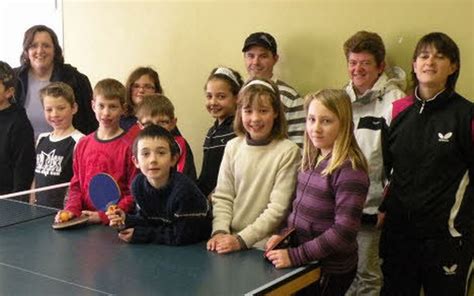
[0,82,14,109]
[92,95,124,130]
[133,137,177,189]
[43,96,77,132]
[138,114,176,132]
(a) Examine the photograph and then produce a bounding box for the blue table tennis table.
[0,199,320,295]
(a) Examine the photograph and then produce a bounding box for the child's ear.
[132,155,140,169]
[171,154,179,167]
[170,117,177,130]
[72,102,78,115]
[91,99,96,111]
[5,87,14,100]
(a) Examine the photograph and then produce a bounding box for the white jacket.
[344,66,407,215]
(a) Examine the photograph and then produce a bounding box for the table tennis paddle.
[52,214,89,230]
[88,173,121,212]
[263,227,295,259]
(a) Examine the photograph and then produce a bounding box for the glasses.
[132,83,156,91]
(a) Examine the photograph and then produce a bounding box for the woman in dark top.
[14,24,97,137]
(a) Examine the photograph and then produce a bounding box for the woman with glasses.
[14,25,97,138]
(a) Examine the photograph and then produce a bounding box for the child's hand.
[214,234,241,254]
[106,207,125,228]
[266,249,292,269]
[118,228,134,243]
[82,210,101,224]
[207,233,225,251]
[55,210,74,223]
[265,234,284,251]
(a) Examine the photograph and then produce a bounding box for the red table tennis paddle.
[88,173,121,212]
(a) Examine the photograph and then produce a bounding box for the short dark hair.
[132,124,179,157]
[411,32,460,93]
[20,25,64,67]
[0,61,16,89]
[343,31,386,66]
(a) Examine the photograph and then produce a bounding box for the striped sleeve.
[276,80,305,148]
[288,164,369,266]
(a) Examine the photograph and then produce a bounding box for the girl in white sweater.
[207,78,301,254]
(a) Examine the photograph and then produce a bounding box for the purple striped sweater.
[285,158,369,274]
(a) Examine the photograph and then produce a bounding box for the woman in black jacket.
[14,24,97,137]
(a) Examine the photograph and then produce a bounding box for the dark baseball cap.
[242,32,277,54]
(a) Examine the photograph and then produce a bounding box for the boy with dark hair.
[0,61,35,195]
[56,78,136,224]
[107,124,211,245]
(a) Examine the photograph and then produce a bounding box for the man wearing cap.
[242,32,305,148]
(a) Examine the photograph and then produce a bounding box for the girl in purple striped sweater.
[265,89,369,296]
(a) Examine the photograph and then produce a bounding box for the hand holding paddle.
[106,205,126,230]
[52,210,89,230]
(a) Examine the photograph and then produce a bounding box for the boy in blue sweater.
[107,125,211,245]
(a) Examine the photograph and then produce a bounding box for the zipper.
[419,100,425,114]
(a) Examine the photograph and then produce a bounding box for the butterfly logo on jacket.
[438,132,453,143]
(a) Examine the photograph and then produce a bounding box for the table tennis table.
[0,199,320,295]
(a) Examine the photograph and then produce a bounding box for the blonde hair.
[39,81,75,107]
[135,94,175,119]
[233,78,287,140]
[93,78,126,105]
[302,89,367,175]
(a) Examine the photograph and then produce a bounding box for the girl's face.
[306,100,340,156]
[28,31,55,72]
[413,45,457,91]
[205,78,237,124]
[131,74,156,106]
[43,96,77,132]
[241,95,277,142]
